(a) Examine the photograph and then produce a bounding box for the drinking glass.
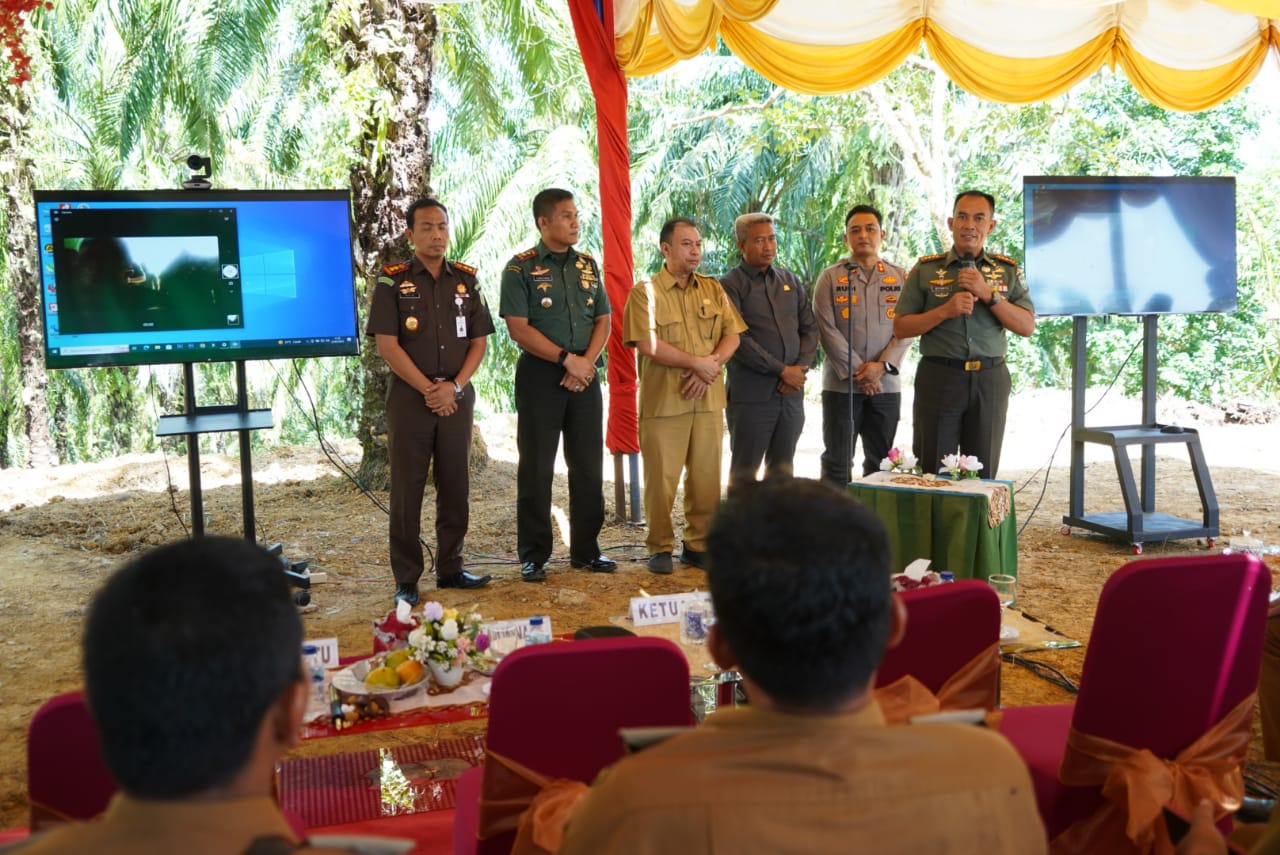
[988,574,1017,608]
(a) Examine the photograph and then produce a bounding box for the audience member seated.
[15,537,352,855]
[558,478,1047,854]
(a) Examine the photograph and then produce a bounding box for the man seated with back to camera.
[558,478,1046,854]
[16,537,355,855]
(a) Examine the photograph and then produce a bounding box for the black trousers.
[820,389,901,486]
[386,377,475,585]
[912,360,1010,478]
[726,393,805,488]
[514,352,605,565]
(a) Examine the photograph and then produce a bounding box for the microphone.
[958,253,976,270]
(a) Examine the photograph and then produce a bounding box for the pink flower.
[887,447,902,463]
[456,636,472,654]
[476,633,490,652]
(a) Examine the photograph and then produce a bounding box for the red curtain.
[567,0,639,455]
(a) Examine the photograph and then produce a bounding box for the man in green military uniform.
[500,188,616,583]
[367,198,494,604]
[893,191,1035,478]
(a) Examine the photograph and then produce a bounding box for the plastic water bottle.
[301,644,328,722]
[525,616,550,646]
[939,572,955,583]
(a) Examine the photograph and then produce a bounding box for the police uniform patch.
[884,294,898,304]
[840,308,849,319]
[886,307,896,319]
[404,316,419,331]
[835,294,849,304]
[882,276,898,284]
[837,276,849,285]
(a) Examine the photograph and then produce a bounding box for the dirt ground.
[0,387,1277,830]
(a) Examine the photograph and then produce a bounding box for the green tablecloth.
[847,473,1018,581]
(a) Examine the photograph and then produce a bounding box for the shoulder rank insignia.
[989,253,1020,268]
[575,250,596,262]
[917,252,945,263]
[514,248,537,261]
[381,261,409,276]
[451,261,477,276]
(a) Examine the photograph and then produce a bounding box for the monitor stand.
[155,361,312,603]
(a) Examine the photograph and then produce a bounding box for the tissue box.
[891,571,943,592]
[373,607,420,653]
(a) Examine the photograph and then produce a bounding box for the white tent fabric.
[613,0,1280,109]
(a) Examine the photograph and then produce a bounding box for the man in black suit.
[721,213,818,488]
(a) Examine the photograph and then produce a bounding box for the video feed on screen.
[1024,177,1236,316]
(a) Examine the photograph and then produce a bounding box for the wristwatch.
[882,361,899,376]
[556,349,570,366]
[453,381,463,399]
[989,289,1005,306]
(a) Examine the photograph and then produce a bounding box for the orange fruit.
[395,658,425,686]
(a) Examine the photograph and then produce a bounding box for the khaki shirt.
[622,267,747,419]
[897,248,1033,359]
[813,256,913,394]
[560,703,1047,855]
[498,240,609,353]
[365,257,494,379]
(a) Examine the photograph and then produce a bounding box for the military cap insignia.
[381,261,410,276]
[514,248,537,261]
[452,261,477,276]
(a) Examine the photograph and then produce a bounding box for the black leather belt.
[921,355,1005,372]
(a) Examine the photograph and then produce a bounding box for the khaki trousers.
[639,409,724,554]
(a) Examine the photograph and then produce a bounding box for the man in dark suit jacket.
[721,213,819,489]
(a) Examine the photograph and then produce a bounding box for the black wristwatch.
[556,349,569,366]
[882,361,899,376]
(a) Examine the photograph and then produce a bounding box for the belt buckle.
[964,360,982,372]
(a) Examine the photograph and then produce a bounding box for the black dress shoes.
[679,547,709,569]
[394,583,420,605]
[521,561,547,583]
[437,570,492,590]
[570,554,618,573]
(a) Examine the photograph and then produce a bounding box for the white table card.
[629,592,708,626]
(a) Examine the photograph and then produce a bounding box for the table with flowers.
[847,470,1018,581]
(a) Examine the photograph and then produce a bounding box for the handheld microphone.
[958,253,976,270]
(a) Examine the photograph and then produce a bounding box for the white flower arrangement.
[940,451,983,479]
[406,601,489,669]
[879,447,921,474]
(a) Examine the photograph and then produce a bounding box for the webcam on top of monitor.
[182,154,212,191]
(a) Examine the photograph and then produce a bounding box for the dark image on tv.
[1023,176,1236,316]
[51,206,244,335]
[35,190,360,369]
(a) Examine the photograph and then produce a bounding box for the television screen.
[34,189,361,369]
[1023,176,1236,316]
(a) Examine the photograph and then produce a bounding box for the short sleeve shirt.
[365,256,495,378]
[498,240,610,353]
[897,249,1034,359]
[622,267,748,418]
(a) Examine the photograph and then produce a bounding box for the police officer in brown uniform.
[367,198,495,604]
[499,188,615,582]
[893,191,1035,479]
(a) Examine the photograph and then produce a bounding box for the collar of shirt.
[944,247,993,266]
[536,239,577,264]
[409,255,455,282]
[654,264,708,291]
[701,697,885,733]
[735,260,772,281]
[101,792,298,840]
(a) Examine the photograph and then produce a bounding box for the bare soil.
[1,388,1277,830]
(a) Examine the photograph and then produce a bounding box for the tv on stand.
[34,189,361,370]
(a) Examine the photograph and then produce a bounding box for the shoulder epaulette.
[575,250,596,262]
[381,261,410,276]
[451,261,477,276]
[514,248,537,261]
[989,253,1020,268]
[917,252,945,263]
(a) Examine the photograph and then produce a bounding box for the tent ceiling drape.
[613,0,1280,111]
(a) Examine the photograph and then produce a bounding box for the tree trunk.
[342,0,439,490]
[1,83,54,468]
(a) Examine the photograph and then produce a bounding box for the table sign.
[304,637,340,669]
[629,592,708,626]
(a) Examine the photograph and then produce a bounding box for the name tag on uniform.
[456,316,467,338]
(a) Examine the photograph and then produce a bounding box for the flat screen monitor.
[34,189,361,369]
[1023,176,1236,316]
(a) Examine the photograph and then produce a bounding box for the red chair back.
[27,690,117,830]
[1072,552,1270,756]
[875,580,1002,699]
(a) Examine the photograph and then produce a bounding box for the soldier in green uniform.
[893,191,1035,478]
[499,188,616,583]
[367,198,495,604]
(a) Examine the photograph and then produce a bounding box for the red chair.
[453,636,693,855]
[875,579,1003,715]
[998,552,1269,851]
[27,690,117,831]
